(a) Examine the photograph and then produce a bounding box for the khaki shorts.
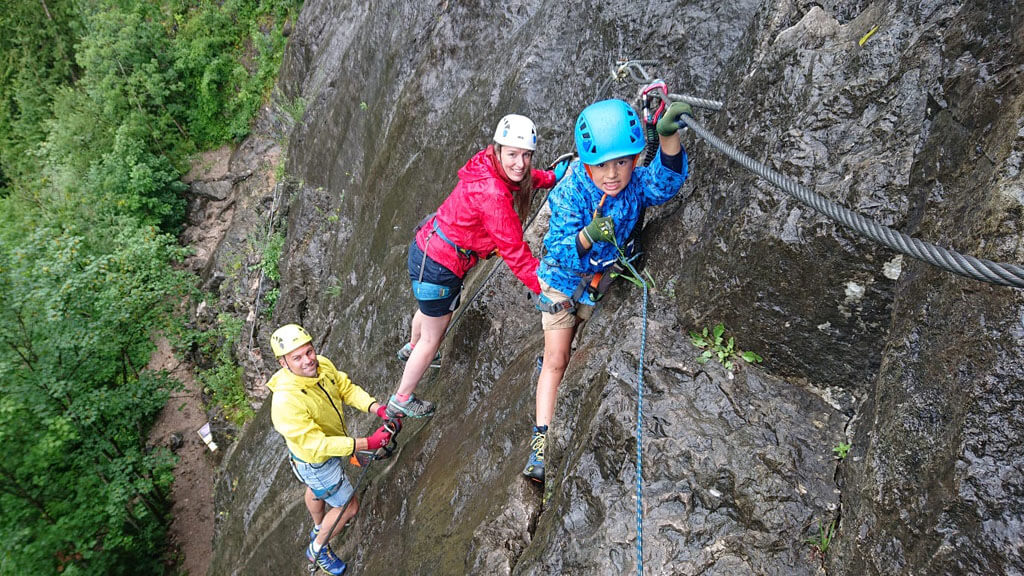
[540,279,594,331]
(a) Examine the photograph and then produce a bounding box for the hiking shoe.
[386,394,435,419]
[522,427,547,482]
[306,543,347,575]
[397,343,442,367]
[308,525,319,545]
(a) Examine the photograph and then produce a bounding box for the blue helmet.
[574,99,646,165]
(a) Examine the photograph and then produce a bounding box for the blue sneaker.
[522,426,547,482]
[397,343,442,367]
[309,525,319,545]
[306,542,347,575]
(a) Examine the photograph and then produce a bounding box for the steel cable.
[678,114,1024,288]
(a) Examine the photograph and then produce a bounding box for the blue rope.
[616,255,648,576]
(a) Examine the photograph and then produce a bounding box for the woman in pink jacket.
[386,114,568,418]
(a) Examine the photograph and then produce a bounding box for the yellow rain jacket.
[268,355,376,463]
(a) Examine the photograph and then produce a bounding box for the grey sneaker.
[397,343,442,368]
[386,394,435,418]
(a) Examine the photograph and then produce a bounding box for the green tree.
[45,3,193,189]
[0,221,192,574]
[172,0,302,145]
[0,0,82,188]
[0,0,303,571]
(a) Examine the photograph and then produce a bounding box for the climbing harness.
[533,292,575,315]
[533,242,641,315]
[431,217,482,261]
[410,214,462,306]
[305,417,402,575]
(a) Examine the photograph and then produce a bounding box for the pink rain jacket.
[415,145,556,294]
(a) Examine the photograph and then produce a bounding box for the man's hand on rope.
[366,425,393,451]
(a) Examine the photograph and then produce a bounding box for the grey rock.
[207,1,1024,575]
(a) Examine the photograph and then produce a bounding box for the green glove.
[656,101,694,136]
[582,215,616,245]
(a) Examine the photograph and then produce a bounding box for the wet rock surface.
[207,1,1024,575]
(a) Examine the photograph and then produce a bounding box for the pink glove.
[376,404,389,419]
[366,425,392,451]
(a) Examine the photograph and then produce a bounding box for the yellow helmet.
[270,324,313,357]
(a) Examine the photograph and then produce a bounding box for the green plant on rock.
[281,95,307,123]
[833,442,851,460]
[197,313,253,426]
[806,519,836,562]
[259,231,285,283]
[263,287,280,318]
[689,323,764,370]
[273,152,288,182]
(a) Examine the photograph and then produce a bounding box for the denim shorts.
[292,456,354,508]
[408,241,462,317]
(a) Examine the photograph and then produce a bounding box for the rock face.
[208,1,1024,575]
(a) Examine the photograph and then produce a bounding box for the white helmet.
[493,114,537,151]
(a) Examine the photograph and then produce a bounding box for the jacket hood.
[458,145,519,190]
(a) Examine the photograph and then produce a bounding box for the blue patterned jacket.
[538,150,688,305]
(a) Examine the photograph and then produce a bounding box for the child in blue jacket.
[523,98,692,482]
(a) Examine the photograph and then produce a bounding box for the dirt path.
[147,336,214,576]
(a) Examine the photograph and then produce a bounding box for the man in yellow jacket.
[268,324,395,576]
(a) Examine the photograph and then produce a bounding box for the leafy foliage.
[259,231,286,283]
[833,442,851,460]
[172,0,302,146]
[0,0,83,187]
[0,0,302,572]
[689,323,764,371]
[196,314,254,427]
[0,221,192,574]
[806,519,837,562]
